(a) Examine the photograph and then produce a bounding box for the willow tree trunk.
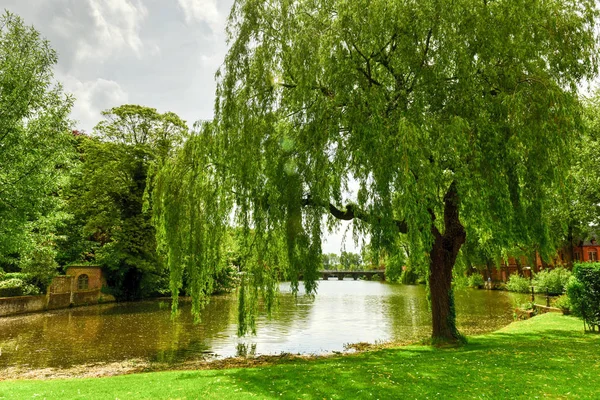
[428,182,466,343]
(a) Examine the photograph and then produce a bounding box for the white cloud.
[76,0,148,62]
[60,76,129,131]
[199,53,223,69]
[177,0,220,29]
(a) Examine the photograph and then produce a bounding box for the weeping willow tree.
[155,0,598,342]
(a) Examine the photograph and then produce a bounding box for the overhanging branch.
[302,196,408,234]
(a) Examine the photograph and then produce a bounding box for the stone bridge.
[320,270,385,281]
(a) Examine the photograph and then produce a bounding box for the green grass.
[1,313,599,399]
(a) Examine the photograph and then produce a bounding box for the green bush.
[2,272,33,282]
[0,278,40,297]
[506,274,531,293]
[553,295,571,314]
[533,267,571,295]
[212,264,240,294]
[467,274,485,288]
[400,268,418,285]
[452,275,469,289]
[567,263,600,332]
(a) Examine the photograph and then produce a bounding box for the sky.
[2,0,360,254]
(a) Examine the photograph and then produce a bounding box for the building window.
[574,252,581,262]
[77,274,89,290]
[588,251,598,262]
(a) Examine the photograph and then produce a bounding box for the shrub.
[0,278,24,289]
[506,274,531,293]
[400,268,418,285]
[467,274,485,288]
[212,264,240,294]
[2,272,33,282]
[553,294,571,314]
[0,278,40,297]
[567,263,600,332]
[533,267,571,295]
[452,275,469,289]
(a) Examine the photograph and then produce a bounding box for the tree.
[0,11,73,274]
[547,92,600,269]
[58,105,187,299]
[339,251,362,271]
[322,253,340,270]
[571,94,600,233]
[157,0,598,342]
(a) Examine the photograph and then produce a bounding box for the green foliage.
[0,277,40,297]
[158,0,599,338]
[452,275,469,290]
[384,249,405,283]
[567,263,600,332]
[506,275,531,294]
[400,268,419,285]
[17,215,65,290]
[57,105,188,300]
[506,268,571,296]
[533,267,571,295]
[571,95,600,230]
[467,274,484,289]
[453,267,487,291]
[0,11,74,264]
[212,264,240,295]
[339,251,362,271]
[321,253,340,270]
[153,124,242,319]
[566,276,586,317]
[382,238,428,284]
[1,272,31,281]
[554,295,571,314]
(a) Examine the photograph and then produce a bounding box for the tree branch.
[302,196,408,233]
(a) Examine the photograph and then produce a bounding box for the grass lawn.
[1,313,599,399]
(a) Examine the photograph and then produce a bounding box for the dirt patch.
[0,354,329,381]
[0,339,420,381]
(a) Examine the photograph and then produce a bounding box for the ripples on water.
[0,281,529,369]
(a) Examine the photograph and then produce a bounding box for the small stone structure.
[1,265,111,317]
[65,265,104,291]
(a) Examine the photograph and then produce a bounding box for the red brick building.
[482,236,600,283]
[65,265,104,291]
[572,238,600,263]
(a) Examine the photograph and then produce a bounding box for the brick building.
[482,236,600,283]
[65,265,104,291]
[572,238,600,263]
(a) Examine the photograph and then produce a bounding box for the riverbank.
[2,313,599,399]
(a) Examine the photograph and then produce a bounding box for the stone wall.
[47,292,72,310]
[48,275,73,294]
[72,289,101,306]
[0,295,46,317]
[1,267,110,317]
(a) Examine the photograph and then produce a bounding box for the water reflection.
[0,281,527,369]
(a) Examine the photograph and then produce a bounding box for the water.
[0,281,528,369]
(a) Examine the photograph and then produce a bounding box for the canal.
[0,281,528,371]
